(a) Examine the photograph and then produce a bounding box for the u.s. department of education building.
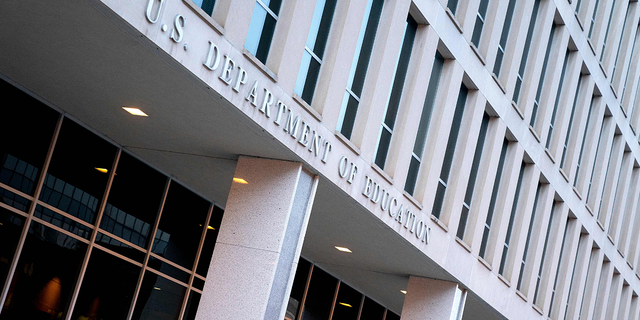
[1,0,640,319]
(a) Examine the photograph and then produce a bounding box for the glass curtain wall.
[0,78,224,320]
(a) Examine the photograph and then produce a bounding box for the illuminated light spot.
[335,246,352,253]
[338,302,352,308]
[122,107,148,117]
[95,168,108,173]
[233,178,248,184]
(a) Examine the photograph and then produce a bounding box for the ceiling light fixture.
[207,226,215,230]
[154,287,162,290]
[400,290,407,295]
[122,107,148,117]
[233,178,248,184]
[95,167,108,173]
[338,302,352,308]
[335,246,352,253]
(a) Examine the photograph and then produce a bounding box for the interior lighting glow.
[207,226,215,230]
[122,107,148,117]
[400,290,407,294]
[95,168,108,173]
[338,302,352,308]
[335,246,352,253]
[233,178,248,184]
[154,287,161,290]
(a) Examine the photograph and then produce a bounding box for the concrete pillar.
[195,156,318,320]
[400,276,466,320]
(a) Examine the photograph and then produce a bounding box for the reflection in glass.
[41,119,117,225]
[301,267,337,320]
[148,256,190,284]
[245,0,282,63]
[196,206,223,277]
[0,78,59,200]
[332,282,362,320]
[102,152,166,249]
[0,208,25,295]
[34,205,92,239]
[1,221,86,320]
[95,233,145,263]
[192,277,205,291]
[0,187,31,213]
[71,248,140,320]
[152,183,209,270]
[284,258,311,320]
[182,291,201,320]
[359,297,385,320]
[131,272,186,320]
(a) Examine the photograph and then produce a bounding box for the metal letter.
[170,15,185,43]
[404,211,414,229]
[203,41,220,70]
[260,89,273,118]
[321,141,332,163]
[388,198,398,218]
[284,110,300,139]
[298,122,311,147]
[219,55,235,85]
[245,80,258,106]
[415,220,425,239]
[362,176,373,197]
[233,66,248,92]
[422,226,431,243]
[347,163,357,184]
[309,131,322,156]
[339,156,349,178]
[370,183,381,203]
[145,0,164,23]
[395,204,404,224]
[380,190,390,211]
[274,100,286,125]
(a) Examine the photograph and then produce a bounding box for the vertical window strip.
[548,219,571,318]
[575,0,583,14]
[574,96,596,187]
[530,24,557,128]
[432,85,468,218]
[448,0,459,15]
[585,117,607,202]
[457,113,490,240]
[479,138,509,259]
[577,248,596,320]
[374,16,418,168]
[513,0,541,104]
[336,0,384,139]
[564,235,584,320]
[621,27,640,105]
[471,0,490,47]
[245,0,283,63]
[596,135,618,220]
[294,0,338,105]
[588,0,600,39]
[405,52,445,195]
[534,201,557,305]
[192,0,215,15]
[546,50,571,149]
[606,152,628,236]
[561,75,584,169]
[499,161,527,275]
[599,0,618,62]
[493,0,518,76]
[517,182,542,290]
[611,4,630,82]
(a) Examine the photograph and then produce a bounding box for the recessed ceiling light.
[335,246,352,253]
[338,302,352,308]
[400,290,407,295]
[154,287,161,290]
[95,167,108,173]
[233,178,248,184]
[122,107,148,117]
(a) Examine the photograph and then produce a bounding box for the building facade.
[1,0,640,319]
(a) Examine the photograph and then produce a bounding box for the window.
[192,0,215,16]
[560,75,584,169]
[585,116,607,201]
[588,0,600,39]
[599,0,617,62]
[492,0,517,77]
[517,182,542,290]
[294,0,338,105]
[471,0,490,47]
[499,161,526,275]
[432,85,468,219]
[564,234,587,320]
[447,0,459,15]
[457,113,490,240]
[620,26,640,104]
[512,0,541,104]
[374,15,418,168]
[611,4,630,82]
[595,134,619,220]
[530,23,557,128]
[573,95,596,187]
[336,0,384,139]
[545,49,571,149]
[404,52,445,195]
[547,218,571,318]
[245,0,283,64]
[479,138,509,259]
[533,201,557,305]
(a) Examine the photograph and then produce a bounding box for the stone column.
[400,276,466,320]
[195,156,318,320]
